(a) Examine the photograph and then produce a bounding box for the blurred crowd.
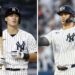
[38,0,75,74]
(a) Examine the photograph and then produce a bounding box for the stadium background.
[0,0,37,75]
[38,0,75,75]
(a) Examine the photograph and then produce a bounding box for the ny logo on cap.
[60,6,65,11]
[12,8,19,12]
[12,8,16,11]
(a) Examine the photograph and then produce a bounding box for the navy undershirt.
[10,34,16,37]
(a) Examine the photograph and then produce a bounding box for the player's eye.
[60,12,69,16]
[9,14,18,17]
[9,14,13,17]
[13,14,19,17]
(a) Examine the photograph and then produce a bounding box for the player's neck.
[7,25,19,35]
[63,22,74,30]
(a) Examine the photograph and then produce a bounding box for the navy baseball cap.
[57,5,75,15]
[5,7,21,17]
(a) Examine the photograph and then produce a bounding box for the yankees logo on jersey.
[16,41,25,51]
[66,33,75,42]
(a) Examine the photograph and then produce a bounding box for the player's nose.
[61,14,66,18]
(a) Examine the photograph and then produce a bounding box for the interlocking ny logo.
[66,33,75,42]
[16,41,25,51]
[60,6,65,11]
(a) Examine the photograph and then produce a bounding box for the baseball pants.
[0,70,6,75]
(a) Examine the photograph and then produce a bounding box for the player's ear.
[5,17,7,22]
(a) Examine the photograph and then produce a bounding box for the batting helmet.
[57,5,75,15]
[5,7,21,23]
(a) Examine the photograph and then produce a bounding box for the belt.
[6,68,25,71]
[57,64,75,71]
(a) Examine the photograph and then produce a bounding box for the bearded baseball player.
[0,7,37,75]
[39,5,75,75]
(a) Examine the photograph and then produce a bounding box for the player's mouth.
[62,19,66,22]
[12,20,17,23]
[61,19,66,24]
[62,20,65,22]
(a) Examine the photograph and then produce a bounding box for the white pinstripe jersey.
[44,27,75,66]
[3,29,37,69]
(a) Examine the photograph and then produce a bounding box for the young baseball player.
[2,7,37,75]
[39,5,75,75]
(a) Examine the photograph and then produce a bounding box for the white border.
[37,0,38,75]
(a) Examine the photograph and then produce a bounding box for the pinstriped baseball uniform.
[2,29,37,75]
[44,26,75,75]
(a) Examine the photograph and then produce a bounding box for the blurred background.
[38,0,75,75]
[0,0,37,75]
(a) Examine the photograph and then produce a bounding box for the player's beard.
[62,18,71,26]
[61,20,67,25]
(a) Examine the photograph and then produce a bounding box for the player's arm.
[39,31,53,46]
[38,37,50,46]
[29,52,37,62]
[26,34,37,62]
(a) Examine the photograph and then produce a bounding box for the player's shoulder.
[3,29,7,34]
[49,29,62,34]
[3,29,6,32]
[19,29,34,37]
[43,29,62,38]
[70,26,75,30]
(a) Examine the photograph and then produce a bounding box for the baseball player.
[39,5,75,75]
[2,7,37,75]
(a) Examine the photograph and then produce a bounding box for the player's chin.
[10,23,18,27]
[61,21,65,25]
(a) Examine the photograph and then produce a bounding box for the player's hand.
[11,51,17,57]
[11,51,23,60]
[15,53,23,60]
